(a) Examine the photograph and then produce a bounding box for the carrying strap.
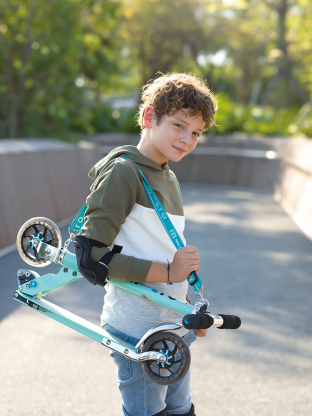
[70,207,122,267]
[69,203,87,233]
[69,158,202,293]
[123,160,202,293]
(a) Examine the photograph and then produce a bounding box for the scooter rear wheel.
[141,331,191,385]
[16,217,62,267]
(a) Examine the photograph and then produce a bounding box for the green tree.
[256,0,307,108]
[197,0,273,104]
[288,0,312,96]
[192,0,311,108]
[0,0,120,138]
[115,0,217,87]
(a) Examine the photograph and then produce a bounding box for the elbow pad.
[74,234,122,287]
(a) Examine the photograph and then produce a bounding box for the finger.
[189,264,200,272]
[194,328,208,337]
[187,259,201,266]
[182,246,197,253]
[187,253,200,260]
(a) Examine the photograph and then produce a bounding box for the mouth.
[172,146,186,154]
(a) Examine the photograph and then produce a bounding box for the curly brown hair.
[137,73,217,131]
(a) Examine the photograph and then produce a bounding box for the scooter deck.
[14,290,136,351]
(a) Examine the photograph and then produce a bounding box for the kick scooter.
[13,216,241,386]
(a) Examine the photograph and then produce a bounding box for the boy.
[82,73,217,416]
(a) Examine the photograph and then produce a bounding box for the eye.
[192,132,200,137]
[175,124,183,128]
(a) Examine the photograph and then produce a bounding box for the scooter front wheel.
[141,331,191,385]
[16,217,62,267]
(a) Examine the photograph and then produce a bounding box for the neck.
[137,132,167,166]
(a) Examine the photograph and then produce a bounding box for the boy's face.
[143,107,205,165]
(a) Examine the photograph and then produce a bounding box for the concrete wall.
[81,134,282,192]
[270,139,312,239]
[82,133,312,239]
[0,140,99,251]
[1,135,311,252]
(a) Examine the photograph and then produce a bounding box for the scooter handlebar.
[217,314,241,329]
[182,313,214,330]
[182,313,241,330]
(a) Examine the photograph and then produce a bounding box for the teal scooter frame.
[13,217,241,385]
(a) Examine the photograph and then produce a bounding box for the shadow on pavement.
[1,185,312,416]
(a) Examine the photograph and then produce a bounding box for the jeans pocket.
[110,349,131,380]
[103,324,132,380]
[183,329,196,346]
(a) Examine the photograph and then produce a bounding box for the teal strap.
[131,163,202,293]
[69,202,87,233]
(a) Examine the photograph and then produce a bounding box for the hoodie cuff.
[125,257,152,283]
[90,247,151,283]
[100,253,151,284]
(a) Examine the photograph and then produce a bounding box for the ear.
[143,106,154,129]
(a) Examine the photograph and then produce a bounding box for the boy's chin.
[168,154,185,163]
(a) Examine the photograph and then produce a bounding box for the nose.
[180,131,192,146]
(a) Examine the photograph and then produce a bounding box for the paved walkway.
[1,185,311,416]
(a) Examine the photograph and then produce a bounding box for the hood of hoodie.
[88,145,169,181]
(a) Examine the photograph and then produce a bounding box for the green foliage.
[1,0,312,140]
[88,104,141,134]
[115,0,214,85]
[212,95,246,134]
[77,95,303,137]
[211,94,300,136]
[288,102,312,137]
[0,0,120,139]
[242,107,298,136]
[289,0,312,97]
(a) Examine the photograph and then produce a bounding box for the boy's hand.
[170,246,200,283]
[194,328,208,337]
[186,299,208,337]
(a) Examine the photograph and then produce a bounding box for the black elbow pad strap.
[100,243,123,265]
[73,234,122,287]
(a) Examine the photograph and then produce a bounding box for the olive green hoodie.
[82,145,189,338]
[82,145,184,283]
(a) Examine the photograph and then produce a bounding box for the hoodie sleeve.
[81,159,152,283]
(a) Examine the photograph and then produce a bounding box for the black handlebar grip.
[217,314,241,329]
[182,313,214,330]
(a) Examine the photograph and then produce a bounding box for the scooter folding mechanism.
[14,217,241,386]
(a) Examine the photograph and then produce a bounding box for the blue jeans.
[103,324,196,416]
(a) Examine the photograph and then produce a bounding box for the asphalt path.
[1,185,311,416]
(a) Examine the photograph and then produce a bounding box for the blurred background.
[0,0,312,140]
[1,2,312,416]
[1,0,312,252]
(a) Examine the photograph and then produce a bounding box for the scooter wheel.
[16,217,62,267]
[141,331,191,385]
